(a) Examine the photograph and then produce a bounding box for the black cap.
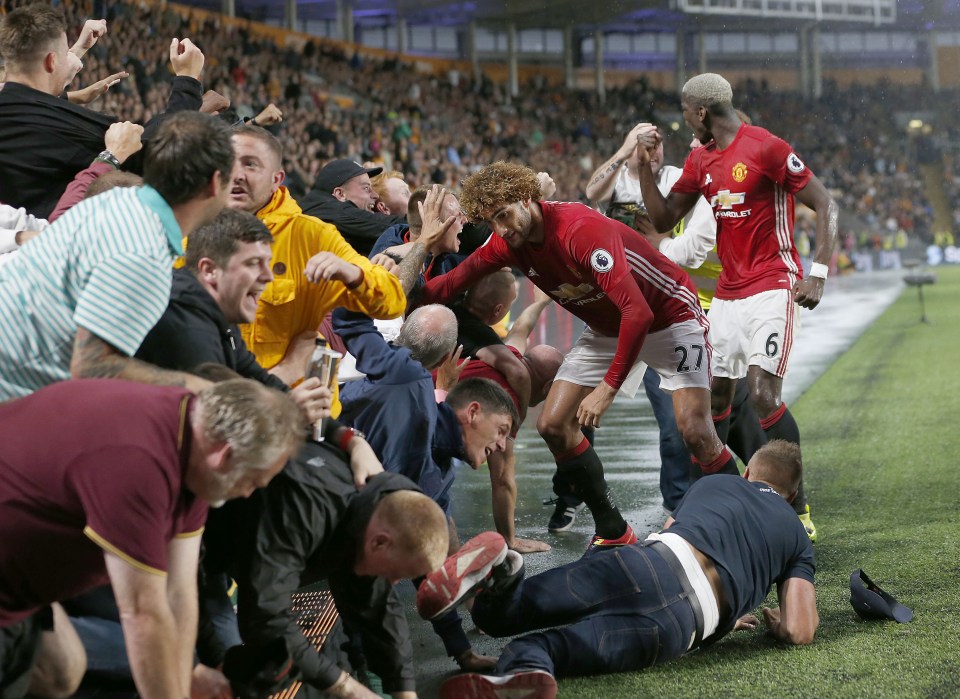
[313,159,383,193]
[850,569,913,623]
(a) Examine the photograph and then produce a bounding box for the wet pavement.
[401,269,905,697]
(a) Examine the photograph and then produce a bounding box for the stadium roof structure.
[203,0,960,32]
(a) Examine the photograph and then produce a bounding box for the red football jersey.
[419,201,704,390]
[672,124,813,300]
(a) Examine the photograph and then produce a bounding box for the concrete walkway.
[405,269,905,697]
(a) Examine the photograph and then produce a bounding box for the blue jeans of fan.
[472,543,698,678]
[642,367,691,513]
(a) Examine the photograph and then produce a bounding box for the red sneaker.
[416,532,508,620]
[440,670,558,699]
[584,524,638,556]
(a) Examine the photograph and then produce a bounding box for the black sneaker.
[547,498,587,533]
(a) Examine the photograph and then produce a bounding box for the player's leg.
[643,320,738,480]
[710,376,737,444]
[538,380,630,543]
[673,386,739,478]
[726,377,767,464]
[744,290,813,535]
[706,297,747,445]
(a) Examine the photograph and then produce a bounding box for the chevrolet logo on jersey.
[710,189,746,209]
[550,282,594,300]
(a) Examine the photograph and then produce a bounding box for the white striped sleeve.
[73,253,172,356]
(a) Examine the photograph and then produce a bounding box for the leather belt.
[643,540,705,650]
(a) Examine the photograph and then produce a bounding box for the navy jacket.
[333,308,463,510]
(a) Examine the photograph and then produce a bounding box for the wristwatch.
[95,149,121,169]
[337,427,366,451]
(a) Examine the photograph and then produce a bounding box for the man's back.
[0,82,113,218]
[0,186,181,398]
[667,474,815,625]
[204,443,420,690]
[0,380,205,625]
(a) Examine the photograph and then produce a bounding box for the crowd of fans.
[43,0,958,248]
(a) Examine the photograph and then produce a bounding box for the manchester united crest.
[732,162,748,183]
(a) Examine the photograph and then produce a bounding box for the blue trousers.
[472,544,698,678]
[642,367,691,512]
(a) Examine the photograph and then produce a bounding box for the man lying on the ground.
[417,440,818,699]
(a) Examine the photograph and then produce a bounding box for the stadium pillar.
[285,0,297,31]
[468,21,481,82]
[507,23,518,99]
[697,28,707,74]
[564,26,575,89]
[799,25,811,98]
[675,29,686,91]
[222,0,235,19]
[397,17,407,55]
[337,0,354,44]
[927,29,940,92]
[811,25,822,99]
[594,29,605,104]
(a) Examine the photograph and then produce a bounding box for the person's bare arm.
[268,330,317,385]
[394,185,457,295]
[585,124,645,205]
[166,536,202,689]
[70,19,107,59]
[504,286,552,354]
[764,578,818,645]
[393,242,431,297]
[71,327,210,392]
[489,444,550,553]
[67,70,128,105]
[792,176,839,310]
[106,552,190,698]
[635,125,700,233]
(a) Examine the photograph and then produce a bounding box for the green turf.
[557,267,960,698]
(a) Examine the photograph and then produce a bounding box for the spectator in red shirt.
[0,379,303,698]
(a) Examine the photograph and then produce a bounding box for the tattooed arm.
[71,327,211,392]
[584,123,648,206]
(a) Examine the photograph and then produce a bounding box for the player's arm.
[577,273,653,428]
[106,553,190,698]
[489,444,549,554]
[792,175,839,310]
[410,241,509,312]
[635,125,701,233]
[764,577,818,645]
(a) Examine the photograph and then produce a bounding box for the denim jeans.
[642,367,691,512]
[472,544,698,678]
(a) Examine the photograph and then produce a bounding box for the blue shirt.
[668,474,816,636]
